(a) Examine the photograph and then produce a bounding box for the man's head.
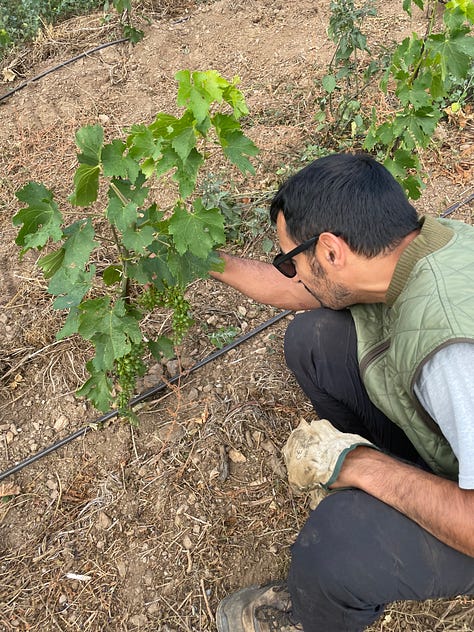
[270,153,419,257]
[270,153,420,309]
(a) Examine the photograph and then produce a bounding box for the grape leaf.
[221,130,259,174]
[122,224,155,252]
[76,125,104,166]
[107,198,139,232]
[77,297,142,370]
[176,69,226,124]
[101,139,140,182]
[148,336,175,361]
[38,248,65,279]
[50,267,95,309]
[169,199,225,259]
[173,149,204,198]
[103,265,123,286]
[76,361,113,412]
[14,182,63,253]
[70,164,100,206]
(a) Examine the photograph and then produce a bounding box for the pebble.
[97,511,112,530]
[129,614,148,627]
[54,414,68,432]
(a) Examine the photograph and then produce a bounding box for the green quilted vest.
[349,216,474,480]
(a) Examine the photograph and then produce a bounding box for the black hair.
[269,153,420,257]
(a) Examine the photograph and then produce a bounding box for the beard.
[304,258,353,310]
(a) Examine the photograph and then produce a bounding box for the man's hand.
[282,418,377,491]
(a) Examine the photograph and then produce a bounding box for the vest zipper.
[359,339,391,378]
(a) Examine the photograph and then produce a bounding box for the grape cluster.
[137,285,162,312]
[163,286,194,343]
[115,342,147,411]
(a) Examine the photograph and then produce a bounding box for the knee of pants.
[289,490,378,604]
[284,309,352,376]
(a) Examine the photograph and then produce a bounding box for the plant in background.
[0,0,142,61]
[13,70,259,419]
[317,0,382,139]
[363,0,474,198]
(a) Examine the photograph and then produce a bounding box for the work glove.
[282,418,377,493]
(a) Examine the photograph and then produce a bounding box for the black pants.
[284,309,474,632]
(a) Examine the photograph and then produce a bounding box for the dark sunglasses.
[272,234,319,278]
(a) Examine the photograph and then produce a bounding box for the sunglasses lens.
[273,254,296,278]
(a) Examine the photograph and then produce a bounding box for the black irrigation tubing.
[0,309,292,482]
[0,38,129,103]
[440,191,474,217]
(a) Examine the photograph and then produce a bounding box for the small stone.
[97,511,112,530]
[228,448,246,463]
[54,414,68,432]
[116,561,127,578]
[182,535,193,550]
[129,614,148,627]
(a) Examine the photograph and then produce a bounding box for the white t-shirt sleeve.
[414,342,474,489]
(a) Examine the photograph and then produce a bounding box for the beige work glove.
[282,418,378,493]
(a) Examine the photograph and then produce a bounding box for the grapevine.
[13,70,259,416]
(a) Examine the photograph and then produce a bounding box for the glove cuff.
[322,442,380,490]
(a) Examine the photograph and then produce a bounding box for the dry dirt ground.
[1,1,474,631]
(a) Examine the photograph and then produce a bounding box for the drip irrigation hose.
[441,192,474,218]
[0,38,129,103]
[0,309,292,482]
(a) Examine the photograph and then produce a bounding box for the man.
[211,153,474,632]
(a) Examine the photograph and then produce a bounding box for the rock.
[228,448,247,463]
[129,614,148,627]
[97,511,112,530]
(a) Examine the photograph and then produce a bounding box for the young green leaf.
[70,164,100,206]
[75,125,104,166]
[168,199,225,258]
[14,182,63,253]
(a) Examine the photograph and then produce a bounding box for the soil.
[0,1,473,631]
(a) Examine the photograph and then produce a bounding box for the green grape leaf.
[222,77,249,119]
[38,248,65,279]
[107,198,139,232]
[221,130,259,174]
[103,264,123,286]
[77,298,142,370]
[174,148,204,199]
[148,336,175,361]
[76,124,104,166]
[70,163,100,206]
[50,266,95,309]
[127,124,163,161]
[76,361,113,412]
[428,32,474,81]
[123,24,144,44]
[176,69,227,124]
[169,199,225,258]
[446,0,474,22]
[171,126,197,162]
[62,219,97,272]
[167,248,217,285]
[14,182,63,253]
[402,174,424,199]
[101,139,140,182]
[322,74,337,94]
[56,306,80,339]
[122,224,155,252]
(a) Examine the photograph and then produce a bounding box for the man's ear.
[318,233,346,268]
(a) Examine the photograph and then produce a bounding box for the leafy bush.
[0,0,121,60]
